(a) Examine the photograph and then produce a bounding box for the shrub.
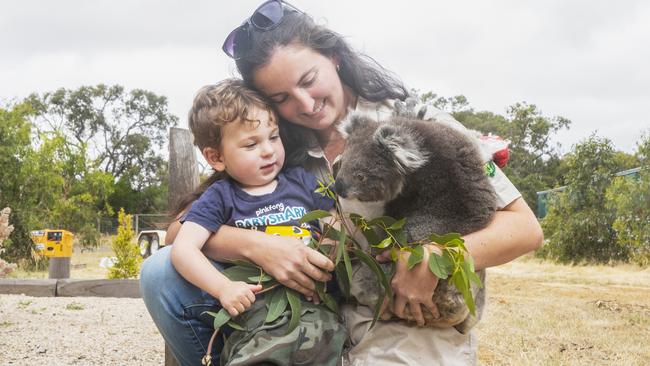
[0,207,17,277]
[108,208,141,279]
[538,135,627,263]
[606,134,650,266]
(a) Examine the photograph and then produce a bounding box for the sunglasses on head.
[222,0,302,59]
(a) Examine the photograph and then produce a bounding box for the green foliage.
[606,134,650,266]
[539,135,626,263]
[25,84,176,213]
[498,103,571,208]
[1,102,116,263]
[108,208,141,279]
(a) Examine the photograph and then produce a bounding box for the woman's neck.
[316,85,357,162]
[316,126,346,163]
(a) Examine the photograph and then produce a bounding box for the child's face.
[210,109,285,188]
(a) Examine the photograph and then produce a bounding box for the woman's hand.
[251,234,334,298]
[379,245,441,326]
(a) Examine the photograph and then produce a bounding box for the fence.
[536,166,643,219]
[97,214,168,235]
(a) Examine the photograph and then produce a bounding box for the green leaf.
[228,259,259,269]
[227,320,245,331]
[316,284,339,315]
[451,270,476,315]
[222,266,261,282]
[372,237,393,249]
[299,210,332,223]
[360,227,382,247]
[335,229,347,266]
[428,252,449,279]
[462,260,483,288]
[390,246,398,262]
[442,250,456,273]
[343,246,353,285]
[247,273,274,283]
[334,262,351,298]
[368,216,397,227]
[286,289,302,334]
[204,309,231,330]
[428,232,462,244]
[265,287,289,323]
[395,231,408,246]
[348,213,363,224]
[407,245,424,270]
[388,218,406,230]
[446,238,467,251]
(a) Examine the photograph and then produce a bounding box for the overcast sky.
[2,0,648,154]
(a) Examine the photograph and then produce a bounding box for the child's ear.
[202,147,226,172]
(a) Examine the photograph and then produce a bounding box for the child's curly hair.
[188,78,277,151]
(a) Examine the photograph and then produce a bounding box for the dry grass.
[8,236,119,279]
[477,256,650,365]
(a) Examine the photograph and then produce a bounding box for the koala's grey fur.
[335,114,497,333]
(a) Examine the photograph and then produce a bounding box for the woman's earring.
[336,64,340,72]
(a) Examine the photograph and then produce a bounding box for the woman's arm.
[386,197,543,324]
[200,226,334,298]
[465,197,543,270]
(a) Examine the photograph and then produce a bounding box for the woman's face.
[252,44,355,133]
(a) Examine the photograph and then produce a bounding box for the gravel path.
[0,294,164,365]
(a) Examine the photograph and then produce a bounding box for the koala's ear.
[338,112,376,138]
[374,124,429,173]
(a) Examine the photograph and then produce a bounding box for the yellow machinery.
[30,229,74,257]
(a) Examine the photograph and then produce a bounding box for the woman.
[141,1,543,365]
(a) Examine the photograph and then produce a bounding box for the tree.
[0,102,40,265]
[25,84,178,192]
[606,133,650,265]
[539,135,626,263]
[495,103,570,207]
[1,102,115,265]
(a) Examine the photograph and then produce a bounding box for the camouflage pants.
[221,300,348,366]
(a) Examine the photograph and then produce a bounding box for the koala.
[334,114,497,333]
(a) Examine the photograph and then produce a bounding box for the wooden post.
[168,127,199,211]
[165,127,199,366]
[48,257,70,279]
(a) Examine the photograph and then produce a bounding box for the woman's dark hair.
[169,172,224,221]
[235,10,410,164]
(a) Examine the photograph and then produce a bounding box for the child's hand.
[218,282,263,317]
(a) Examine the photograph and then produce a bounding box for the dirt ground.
[0,295,162,366]
[1,255,649,365]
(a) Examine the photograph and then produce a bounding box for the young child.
[170,78,336,318]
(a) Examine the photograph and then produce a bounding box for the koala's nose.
[333,178,348,198]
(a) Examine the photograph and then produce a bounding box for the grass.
[477,255,650,365]
[8,235,121,280]
[65,301,85,311]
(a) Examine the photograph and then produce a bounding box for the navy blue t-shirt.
[183,167,334,241]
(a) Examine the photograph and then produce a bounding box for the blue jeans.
[140,246,225,366]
